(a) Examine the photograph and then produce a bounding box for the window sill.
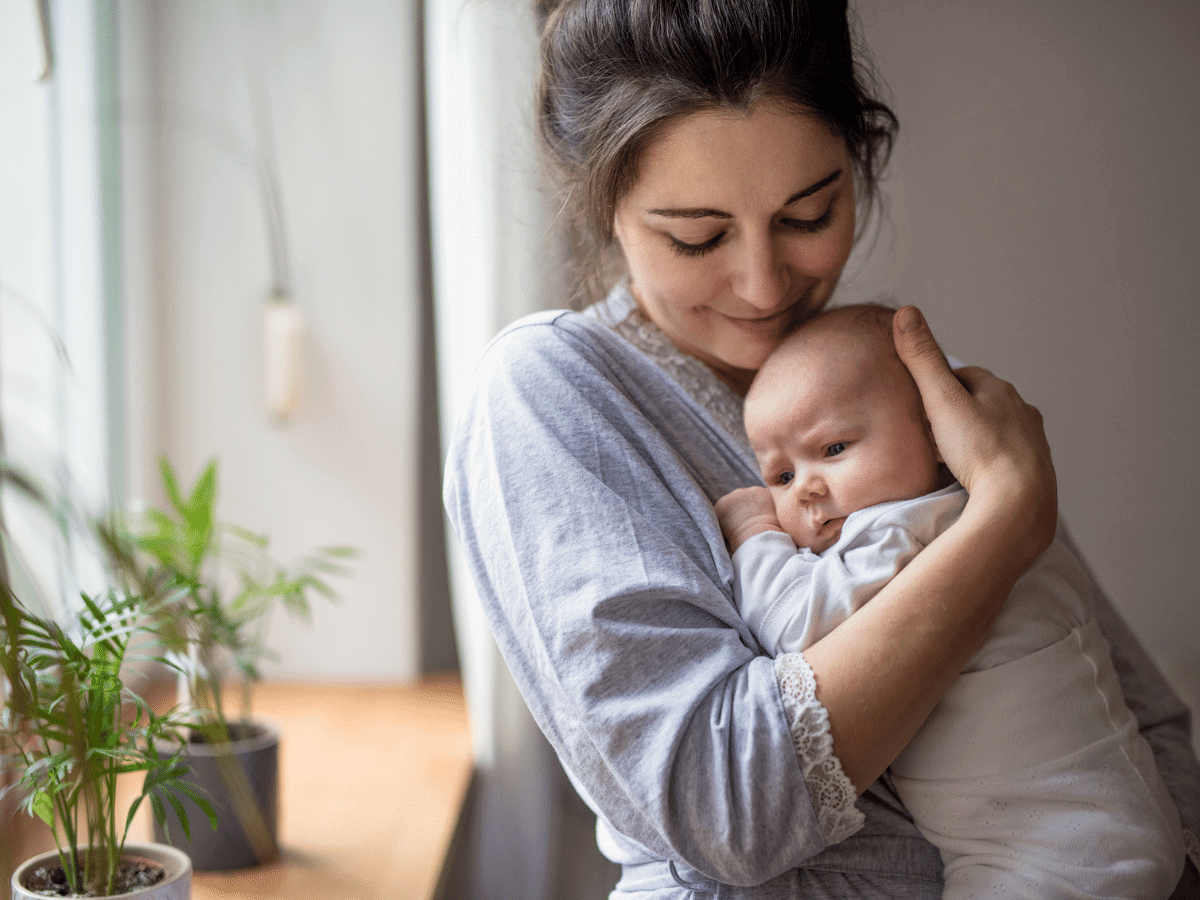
[6,677,474,900]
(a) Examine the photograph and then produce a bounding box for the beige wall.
[848,1,1200,708]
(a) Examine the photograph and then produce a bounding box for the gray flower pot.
[11,843,191,900]
[151,719,280,871]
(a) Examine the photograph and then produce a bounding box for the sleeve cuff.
[775,652,865,847]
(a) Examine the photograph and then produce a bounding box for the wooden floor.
[4,678,473,900]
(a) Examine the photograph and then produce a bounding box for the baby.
[716,304,1185,899]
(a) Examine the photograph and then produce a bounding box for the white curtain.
[1,0,113,614]
[426,2,567,899]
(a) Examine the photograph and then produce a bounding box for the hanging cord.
[236,1,291,300]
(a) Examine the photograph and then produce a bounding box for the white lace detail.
[775,652,865,846]
[587,283,748,444]
[1185,827,1200,871]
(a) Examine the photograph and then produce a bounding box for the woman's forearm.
[801,307,1059,792]
[802,492,1043,793]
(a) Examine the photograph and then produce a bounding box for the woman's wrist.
[960,460,1058,574]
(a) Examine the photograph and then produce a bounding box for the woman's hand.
[715,487,784,553]
[892,305,1058,568]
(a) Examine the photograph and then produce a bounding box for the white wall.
[848,1,1200,710]
[118,0,427,680]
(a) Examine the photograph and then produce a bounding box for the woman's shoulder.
[474,299,661,404]
[483,283,639,363]
[485,307,608,361]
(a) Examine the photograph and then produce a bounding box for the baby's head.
[745,304,948,553]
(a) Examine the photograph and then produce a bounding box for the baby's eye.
[778,471,794,486]
[826,442,847,458]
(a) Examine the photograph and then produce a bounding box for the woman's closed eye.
[669,232,726,257]
[781,203,835,235]
[667,201,836,257]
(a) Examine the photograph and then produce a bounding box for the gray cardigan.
[444,298,1199,898]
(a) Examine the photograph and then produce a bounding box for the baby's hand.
[715,487,785,554]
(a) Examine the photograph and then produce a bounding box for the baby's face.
[745,318,943,553]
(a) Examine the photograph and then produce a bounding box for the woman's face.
[612,100,857,395]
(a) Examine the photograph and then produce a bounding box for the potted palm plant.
[101,458,353,871]
[0,325,210,897]
[2,568,213,898]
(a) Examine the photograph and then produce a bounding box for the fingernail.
[896,306,923,334]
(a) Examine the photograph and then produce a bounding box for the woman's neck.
[624,296,757,397]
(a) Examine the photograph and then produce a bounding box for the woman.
[443,1,1200,896]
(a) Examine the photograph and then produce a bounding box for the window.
[0,0,118,613]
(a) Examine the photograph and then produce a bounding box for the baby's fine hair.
[810,302,898,347]
[749,302,915,404]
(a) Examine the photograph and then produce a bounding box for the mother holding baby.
[442,1,1200,896]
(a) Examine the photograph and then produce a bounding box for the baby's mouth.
[817,517,846,542]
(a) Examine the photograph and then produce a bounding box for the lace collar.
[585,283,749,446]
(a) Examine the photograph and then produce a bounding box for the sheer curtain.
[0,0,115,617]
[425,2,567,899]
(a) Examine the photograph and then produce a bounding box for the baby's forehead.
[746,309,913,428]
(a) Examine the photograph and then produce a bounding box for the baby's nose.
[797,472,827,500]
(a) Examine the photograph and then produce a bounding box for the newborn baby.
[716,304,1185,900]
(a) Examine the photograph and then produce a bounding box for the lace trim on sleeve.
[775,652,865,847]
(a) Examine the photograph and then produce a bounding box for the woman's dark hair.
[534,0,898,303]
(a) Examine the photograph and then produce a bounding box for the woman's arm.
[804,306,1058,792]
[445,315,828,884]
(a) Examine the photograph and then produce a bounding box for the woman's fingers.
[892,306,1057,561]
[891,306,966,411]
[892,306,981,483]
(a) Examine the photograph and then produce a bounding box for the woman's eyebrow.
[647,168,844,219]
[784,169,843,206]
[647,205,732,220]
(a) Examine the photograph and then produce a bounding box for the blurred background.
[2,2,1197,899]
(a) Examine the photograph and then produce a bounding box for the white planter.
[11,842,191,900]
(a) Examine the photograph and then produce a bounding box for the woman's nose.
[732,237,789,312]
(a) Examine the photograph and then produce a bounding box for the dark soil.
[187,721,264,744]
[20,857,165,897]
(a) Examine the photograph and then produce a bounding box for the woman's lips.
[719,310,791,337]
